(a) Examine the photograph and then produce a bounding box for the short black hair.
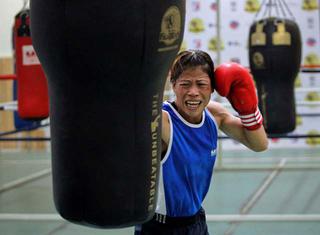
[170,50,215,89]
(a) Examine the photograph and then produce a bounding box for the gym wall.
[181,0,320,149]
[1,0,320,150]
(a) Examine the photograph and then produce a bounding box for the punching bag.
[249,18,301,134]
[14,9,49,120]
[13,80,41,129]
[12,9,43,128]
[30,0,185,228]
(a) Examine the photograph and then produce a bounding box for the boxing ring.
[1,63,320,234]
[0,147,320,235]
[1,63,320,233]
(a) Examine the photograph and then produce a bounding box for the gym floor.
[0,147,320,235]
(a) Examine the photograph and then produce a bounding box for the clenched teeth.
[186,101,202,109]
[186,101,201,105]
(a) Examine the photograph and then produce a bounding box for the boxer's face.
[172,66,212,124]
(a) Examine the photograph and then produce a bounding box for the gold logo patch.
[252,52,265,68]
[158,6,182,52]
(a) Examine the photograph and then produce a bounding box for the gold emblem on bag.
[252,52,265,68]
[251,22,266,46]
[158,6,181,52]
[272,21,291,45]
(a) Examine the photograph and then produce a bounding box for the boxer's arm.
[207,101,268,152]
[212,62,268,151]
[161,110,170,155]
[214,62,263,130]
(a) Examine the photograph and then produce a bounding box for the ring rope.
[0,213,319,222]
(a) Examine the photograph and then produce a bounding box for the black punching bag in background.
[30,0,185,228]
[249,17,301,134]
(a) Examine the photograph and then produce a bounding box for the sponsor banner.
[181,0,320,149]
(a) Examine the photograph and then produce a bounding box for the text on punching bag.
[148,94,160,212]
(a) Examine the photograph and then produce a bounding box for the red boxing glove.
[214,62,263,130]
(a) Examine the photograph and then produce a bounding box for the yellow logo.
[252,52,265,68]
[296,115,302,126]
[208,37,224,51]
[159,6,181,46]
[305,91,320,102]
[306,130,320,146]
[302,0,318,10]
[304,52,320,66]
[245,0,261,12]
[189,18,205,33]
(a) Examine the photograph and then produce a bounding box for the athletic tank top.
[156,101,218,217]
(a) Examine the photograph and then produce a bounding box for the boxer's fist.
[214,62,263,130]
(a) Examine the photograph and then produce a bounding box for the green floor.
[0,148,320,235]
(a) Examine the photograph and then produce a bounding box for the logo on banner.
[22,45,40,66]
[230,57,241,64]
[193,39,202,49]
[208,37,224,51]
[189,18,205,33]
[307,17,315,29]
[307,37,317,47]
[306,130,320,146]
[228,41,241,46]
[244,0,260,12]
[208,22,218,28]
[229,20,239,29]
[230,1,237,11]
[304,52,320,66]
[191,1,200,11]
[210,3,218,11]
[302,0,319,11]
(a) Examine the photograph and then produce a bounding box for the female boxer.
[135,50,268,235]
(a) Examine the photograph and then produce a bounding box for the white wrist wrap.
[239,108,263,130]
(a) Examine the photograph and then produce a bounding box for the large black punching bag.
[30,0,185,228]
[249,18,301,134]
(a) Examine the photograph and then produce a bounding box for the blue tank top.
[156,101,218,217]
